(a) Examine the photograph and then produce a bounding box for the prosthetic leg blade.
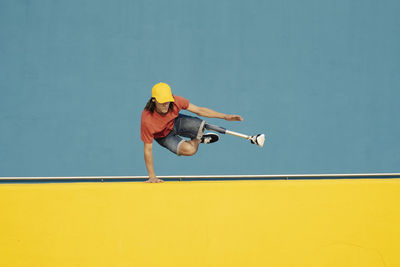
[205,123,265,148]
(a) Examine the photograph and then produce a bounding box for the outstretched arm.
[143,142,163,183]
[186,103,243,121]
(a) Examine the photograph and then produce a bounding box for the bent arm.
[186,103,243,121]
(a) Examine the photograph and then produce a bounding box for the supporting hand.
[145,177,164,183]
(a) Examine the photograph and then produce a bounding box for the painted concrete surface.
[1,179,399,266]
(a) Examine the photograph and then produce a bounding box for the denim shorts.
[155,114,205,155]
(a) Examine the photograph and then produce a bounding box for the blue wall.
[1,0,399,177]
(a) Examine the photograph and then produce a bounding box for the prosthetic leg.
[205,123,265,147]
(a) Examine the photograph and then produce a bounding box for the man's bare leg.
[178,139,201,156]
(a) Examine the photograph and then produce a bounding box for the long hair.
[144,97,174,113]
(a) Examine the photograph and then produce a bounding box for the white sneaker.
[201,133,219,144]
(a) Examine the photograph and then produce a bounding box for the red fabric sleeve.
[140,114,153,144]
[173,95,190,110]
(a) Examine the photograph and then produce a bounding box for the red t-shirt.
[141,95,190,143]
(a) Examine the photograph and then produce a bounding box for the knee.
[178,142,198,156]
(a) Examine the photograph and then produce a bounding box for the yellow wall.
[1,179,399,267]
